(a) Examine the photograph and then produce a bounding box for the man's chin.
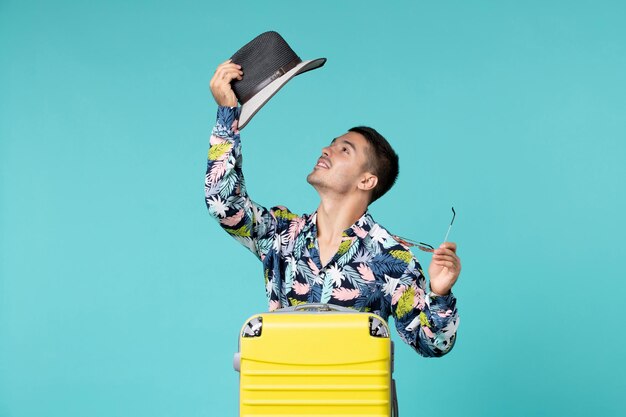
[306,171,320,187]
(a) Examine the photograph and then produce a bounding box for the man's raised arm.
[205,60,277,260]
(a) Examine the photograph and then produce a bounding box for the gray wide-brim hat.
[230,31,326,129]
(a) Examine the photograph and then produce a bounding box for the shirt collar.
[304,210,375,240]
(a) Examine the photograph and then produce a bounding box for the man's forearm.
[392,265,460,357]
[204,106,276,260]
[205,106,245,223]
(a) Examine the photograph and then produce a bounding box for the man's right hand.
[210,59,243,107]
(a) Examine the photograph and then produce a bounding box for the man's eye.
[342,147,348,153]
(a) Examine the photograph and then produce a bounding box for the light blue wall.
[1,1,624,416]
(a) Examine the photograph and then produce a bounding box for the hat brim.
[238,57,327,130]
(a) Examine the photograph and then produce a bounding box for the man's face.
[306,131,374,197]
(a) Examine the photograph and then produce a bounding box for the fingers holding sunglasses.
[437,242,457,253]
[432,258,457,269]
[433,248,457,259]
[433,243,460,265]
[433,252,456,262]
[433,253,461,272]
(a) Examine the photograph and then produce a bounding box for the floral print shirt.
[205,106,459,357]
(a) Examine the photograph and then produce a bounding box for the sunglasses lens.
[394,235,434,252]
[417,243,434,253]
[394,236,412,246]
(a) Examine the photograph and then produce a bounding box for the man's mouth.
[315,157,331,169]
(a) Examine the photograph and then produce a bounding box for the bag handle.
[278,303,355,313]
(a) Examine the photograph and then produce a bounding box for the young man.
[206,60,462,357]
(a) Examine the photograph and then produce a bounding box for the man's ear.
[358,172,378,192]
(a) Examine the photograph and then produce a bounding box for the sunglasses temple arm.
[443,224,452,243]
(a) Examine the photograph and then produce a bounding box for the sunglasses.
[393,207,456,252]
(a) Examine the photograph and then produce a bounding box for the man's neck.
[315,196,368,244]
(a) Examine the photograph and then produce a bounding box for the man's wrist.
[428,288,456,307]
[216,106,240,133]
[429,284,451,296]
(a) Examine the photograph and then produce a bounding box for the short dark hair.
[348,126,399,203]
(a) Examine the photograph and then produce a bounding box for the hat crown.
[230,31,301,104]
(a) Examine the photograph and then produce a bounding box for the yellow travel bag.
[234,303,398,416]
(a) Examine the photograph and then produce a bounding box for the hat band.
[240,57,303,104]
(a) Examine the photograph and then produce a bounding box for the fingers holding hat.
[214,60,243,81]
[210,59,244,107]
[218,58,239,68]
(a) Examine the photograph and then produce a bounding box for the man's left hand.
[428,242,461,295]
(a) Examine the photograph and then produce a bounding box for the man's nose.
[322,146,330,157]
